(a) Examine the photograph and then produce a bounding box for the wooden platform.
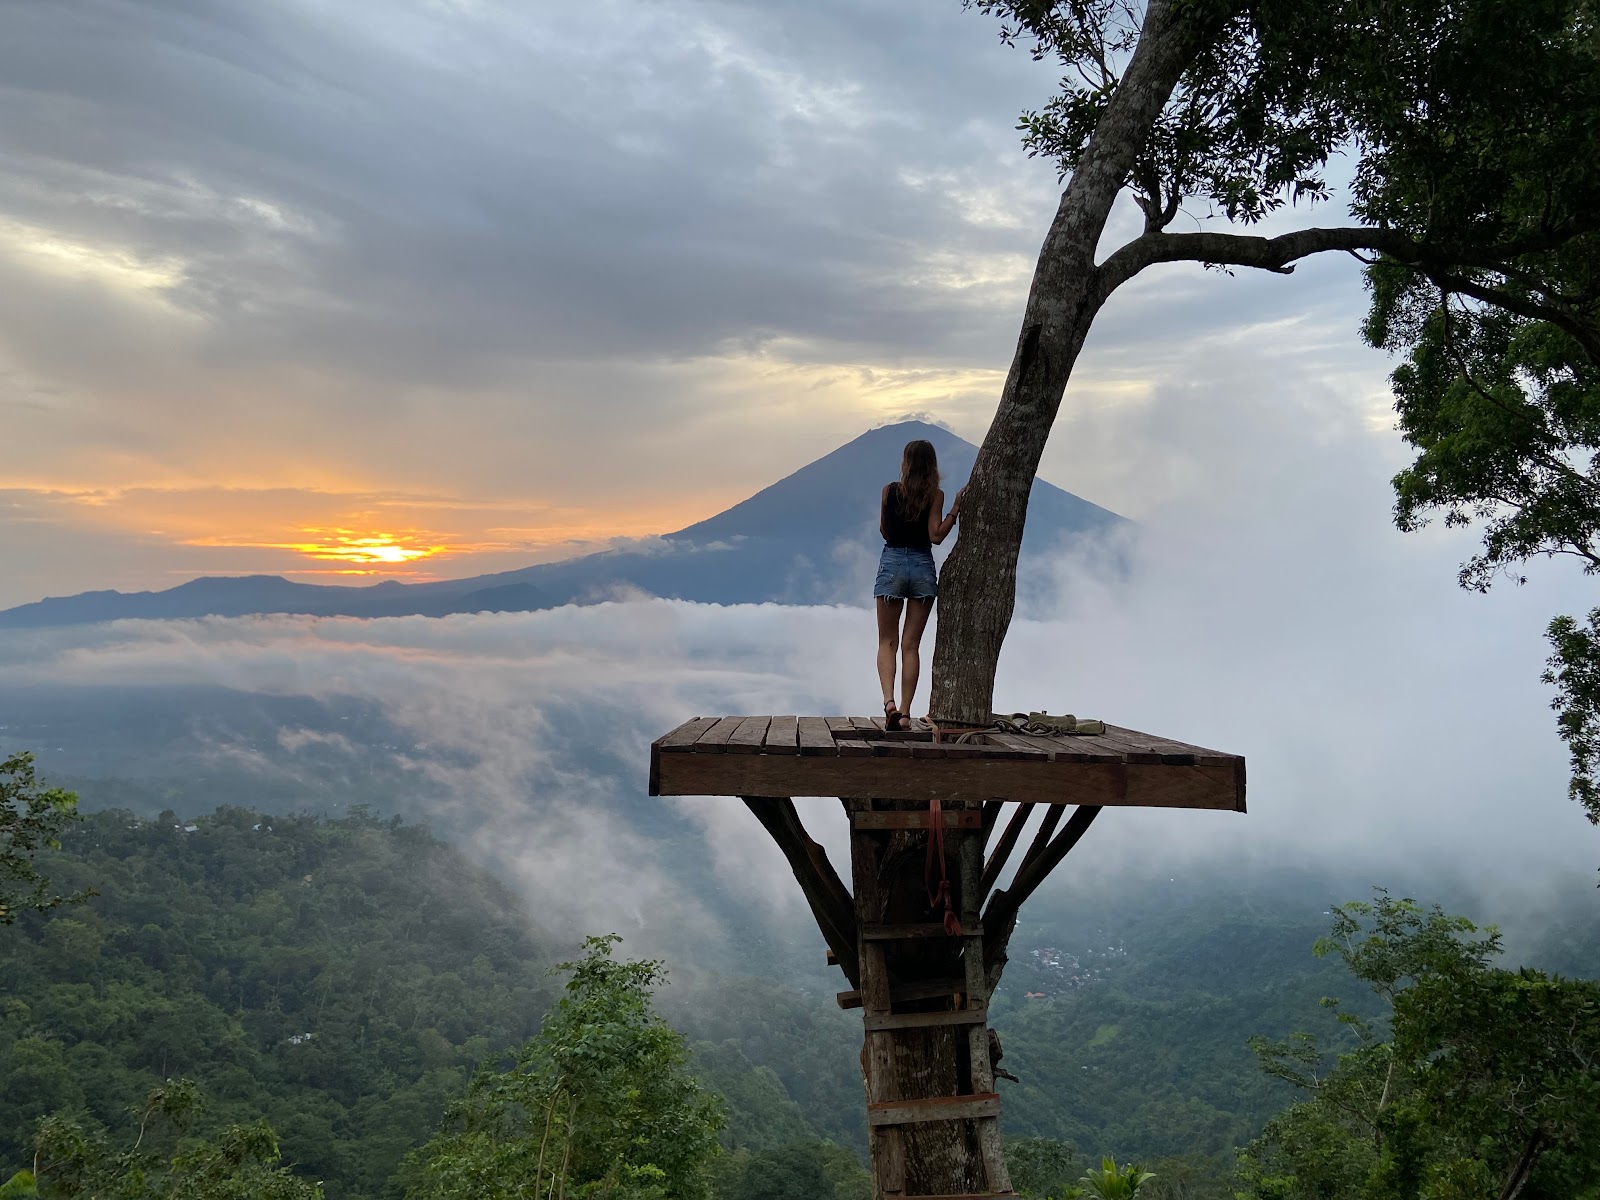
[650,716,1245,811]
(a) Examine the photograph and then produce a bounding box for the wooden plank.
[824,716,855,733]
[979,802,1034,896]
[726,716,770,754]
[1080,726,1171,764]
[655,716,720,751]
[863,921,982,940]
[763,715,799,755]
[1039,735,1124,764]
[852,809,981,831]
[798,717,836,755]
[914,740,984,759]
[969,737,1029,761]
[692,716,744,752]
[654,751,1245,812]
[1016,806,1065,884]
[1101,724,1239,766]
[864,1005,988,1032]
[651,716,723,795]
[867,1093,1001,1127]
[985,733,1052,761]
[836,979,966,1010]
[836,738,875,758]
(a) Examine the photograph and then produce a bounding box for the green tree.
[402,934,724,1200]
[1007,1136,1081,1199]
[1078,1157,1157,1200]
[927,0,1598,725]
[0,753,84,926]
[0,806,562,1197]
[9,1078,321,1199]
[1239,893,1600,1200]
[1349,0,1600,828]
[725,1143,837,1200]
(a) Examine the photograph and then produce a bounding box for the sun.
[286,530,443,569]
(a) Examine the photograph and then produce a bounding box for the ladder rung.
[866,1092,1000,1127]
[851,810,982,830]
[865,1005,987,1032]
[825,947,838,965]
[836,978,967,1009]
[863,921,981,940]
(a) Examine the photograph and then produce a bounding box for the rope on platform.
[929,711,1107,742]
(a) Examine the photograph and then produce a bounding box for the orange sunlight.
[284,530,445,571]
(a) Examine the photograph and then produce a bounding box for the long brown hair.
[898,439,940,519]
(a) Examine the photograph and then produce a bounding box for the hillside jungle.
[2,775,1597,1200]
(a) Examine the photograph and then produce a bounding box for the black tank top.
[882,483,933,551]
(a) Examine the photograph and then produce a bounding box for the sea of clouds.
[3,377,1597,970]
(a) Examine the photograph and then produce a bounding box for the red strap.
[924,798,961,937]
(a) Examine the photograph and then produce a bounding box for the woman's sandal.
[883,699,911,732]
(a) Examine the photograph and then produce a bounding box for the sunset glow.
[285,531,444,568]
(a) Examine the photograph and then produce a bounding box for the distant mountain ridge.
[0,422,1126,628]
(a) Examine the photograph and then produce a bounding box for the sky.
[0,0,1392,607]
[4,0,1598,949]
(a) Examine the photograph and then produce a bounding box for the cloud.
[3,362,1596,962]
[0,0,1409,609]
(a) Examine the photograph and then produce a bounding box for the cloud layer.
[6,366,1596,964]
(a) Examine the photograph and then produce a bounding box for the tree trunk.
[1497,1129,1545,1200]
[929,0,1196,725]
[852,802,988,1197]
[850,4,1202,1193]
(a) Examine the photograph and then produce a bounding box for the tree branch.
[742,797,859,987]
[979,802,1034,899]
[1095,224,1600,359]
[982,805,1102,980]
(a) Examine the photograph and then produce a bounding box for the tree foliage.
[1239,893,1600,1200]
[1334,0,1600,831]
[1076,1156,1158,1200]
[5,1078,321,1200]
[401,935,725,1200]
[0,752,85,925]
[0,806,561,1198]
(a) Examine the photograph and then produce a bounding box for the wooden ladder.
[844,799,1014,1200]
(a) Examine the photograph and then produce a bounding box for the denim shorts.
[873,546,937,600]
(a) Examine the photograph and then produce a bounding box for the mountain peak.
[1,425,1124,627]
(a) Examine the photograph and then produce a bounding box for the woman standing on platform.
[876,439,962,731]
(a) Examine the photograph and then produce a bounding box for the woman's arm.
[929,487,963,545]
[880,484,891,541]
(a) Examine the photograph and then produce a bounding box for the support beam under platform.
[650,716,1245,812]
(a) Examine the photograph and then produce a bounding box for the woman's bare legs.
[876,597,904,715]
[899,597,934,719]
